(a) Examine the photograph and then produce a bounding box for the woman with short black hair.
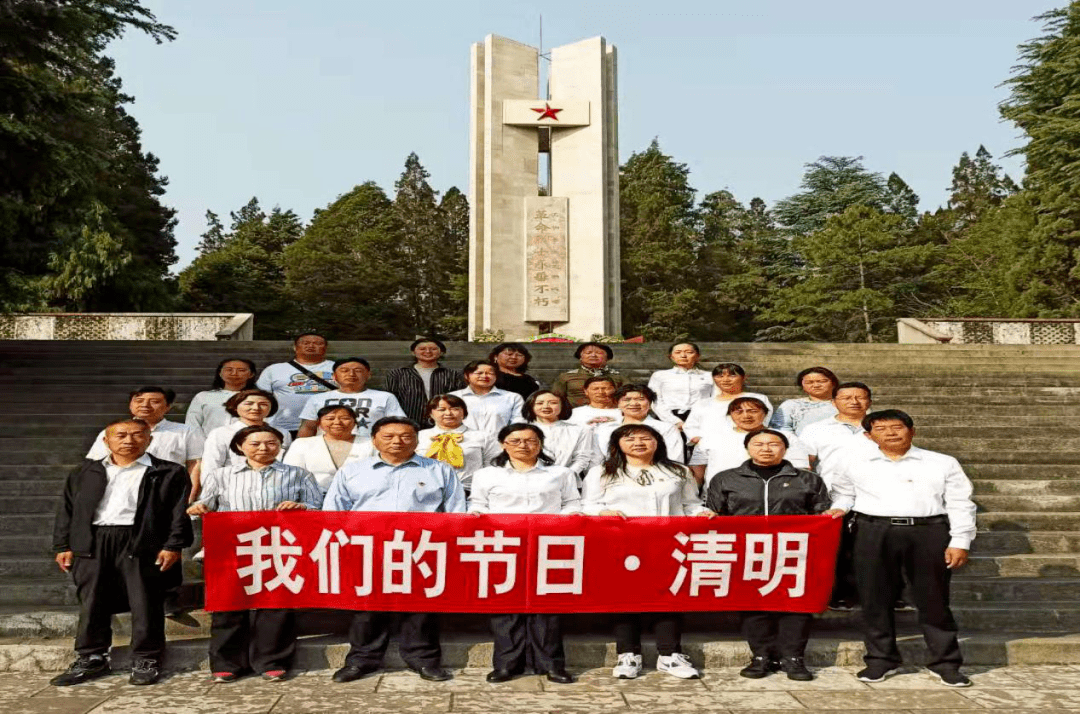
[488,342,543,401]
[201,389,290,471]
[469,423,579,685]
[283,405,373,492]
[384,338,465,427]
[523,390,596,478]
[416,394,500,494]
[769,367,840,436]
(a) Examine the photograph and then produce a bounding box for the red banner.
[203,512,840,613]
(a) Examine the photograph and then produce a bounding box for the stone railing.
[0,313,254,341]
[898,317,1080,345]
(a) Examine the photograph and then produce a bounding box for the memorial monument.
[468,35,621,341]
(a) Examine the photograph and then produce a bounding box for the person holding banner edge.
[582,423,714,680]
[323,416,466,683]
[705,428,835,681]
[187,424,322,683]
[469,423,580,684]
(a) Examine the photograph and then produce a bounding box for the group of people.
[51,334,978,690]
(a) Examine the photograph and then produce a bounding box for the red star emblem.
[531,103,563,121]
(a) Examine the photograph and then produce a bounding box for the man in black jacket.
[52,417,193,686]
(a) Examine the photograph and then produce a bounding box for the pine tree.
[773,156,886,235]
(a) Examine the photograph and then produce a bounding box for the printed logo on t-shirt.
[326,396,374,429]
[287,371,334,395]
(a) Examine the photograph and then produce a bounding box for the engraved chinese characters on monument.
[524,197,569,322]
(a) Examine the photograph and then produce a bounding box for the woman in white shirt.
[469,424,579,686]
[592,385,685,464]
[769,367,839,437]
[201,390,292,471]
[648,342,713,427]
[523,390,596,479]
[185,358,257,440]
[567,376,622,427]
[684,363,774,445]
[282,405,373,492]
[582,424,712,681]
[416,394,500,494]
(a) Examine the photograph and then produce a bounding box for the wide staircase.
[1,340,1078,669]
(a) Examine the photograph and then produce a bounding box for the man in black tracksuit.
[705,428,833,682]
[52,417,192,686]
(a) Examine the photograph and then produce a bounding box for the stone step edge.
[2,632,1079,671]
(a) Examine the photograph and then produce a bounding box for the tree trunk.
[858,259,873,343]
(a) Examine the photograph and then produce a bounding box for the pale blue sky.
[110,1,1061,269]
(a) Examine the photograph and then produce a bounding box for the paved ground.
[3,665,1080,713]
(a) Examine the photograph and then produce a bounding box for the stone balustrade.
[898,317,1080,344]
[0,313,254,341]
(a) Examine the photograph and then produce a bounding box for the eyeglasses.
[504,439,540,447]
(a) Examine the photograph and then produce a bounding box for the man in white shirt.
[86,387,203,494]
[829,409,977,688]
[799,381,874,610]
[52,418,192,687]
[450,360,523,437]
[296,358,405,438]
[256,333,336,437]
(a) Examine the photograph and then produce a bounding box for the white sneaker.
[657,652,699,679]
[612,652,642,679]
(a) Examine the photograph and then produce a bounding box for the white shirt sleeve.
[942,455,977,550]
[581,465,608,515]
[385,394,407,418]
[559,468,583,514]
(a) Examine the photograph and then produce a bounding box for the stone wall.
[0,313,253,341]
[899,317,1080,344]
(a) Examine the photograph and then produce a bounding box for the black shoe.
[486,668,514,683]
[857,664,900,683]
[332,663,380,683]
[779,656,813,681]
[545,669,574,684]
[128,658,161,686]
[934,669,972,687]
[50,655,111,686]
[739,656,779,679]
[163,594,185,618]
[413,666,452,682]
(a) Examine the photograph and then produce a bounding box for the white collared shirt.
[532,420,598,476]
[449,387,524,436]
[798,417,873,489]
[416,425,502,489]
[93,453,153,526]
[593,417,686,464]
[581,463,705,516]
[469,462,581,514]
[567,405,622,428]
[648,367,714,423]
[682,393,774,441]
[282,436,374,492]
[831,445,977,549]
[87,419,203,466]
[201,420,292,471]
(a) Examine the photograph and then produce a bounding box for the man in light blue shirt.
[324,417,465,684]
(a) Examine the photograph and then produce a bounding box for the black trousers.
[72,526,166,660]
[672,410,692,462]
[209,609,296,674]
[831,512,859,605]
[490,613,564,672]
[345,611,441,669]
[853,517,962,672]
[739,611,813,659]
[613,613,681,656]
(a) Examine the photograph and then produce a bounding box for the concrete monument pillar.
[468,34,620,340]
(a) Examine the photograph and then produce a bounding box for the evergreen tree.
[619,139,713,341]
[773,156,886,235]
[947,146,1017,228]
[437,186,470,338]
[999,5,1080,315]
[284,182,407,339]
[760,206,936,342]
[883,173,920,225]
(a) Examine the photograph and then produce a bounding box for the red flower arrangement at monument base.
[528,334,644,343]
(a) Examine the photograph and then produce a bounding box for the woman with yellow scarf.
[416,394,501,496]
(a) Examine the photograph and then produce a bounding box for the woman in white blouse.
[592,385,685,464]
[648,342,713,427]
[684,363,774,446]
[582,424,712,681]
[523,390,596,479]
[416,394,501,494]
[282,405,373,492]
[201,389,292,472]
[469,423,579,685]
[185,358,258,439]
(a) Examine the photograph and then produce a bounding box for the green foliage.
[0,1,178,311]
[761,206,936,342]
[999,5,1080,315]
[180,199,301,338]
[773,157,886,235]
